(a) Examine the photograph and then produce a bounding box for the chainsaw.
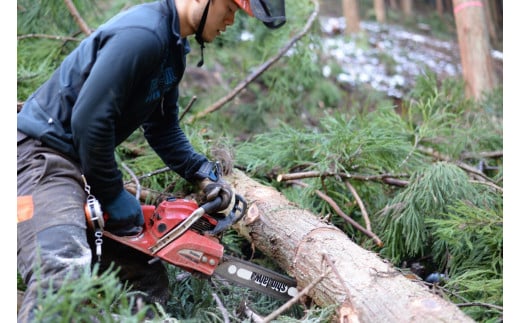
[85,193,299,301]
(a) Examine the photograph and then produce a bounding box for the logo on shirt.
[145,67,176,103]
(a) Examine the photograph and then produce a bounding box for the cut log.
[226,169,474,322]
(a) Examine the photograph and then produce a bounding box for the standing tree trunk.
[374,0,386,23]
[227,169,474,322]
[342,0,361,34]
[401,0,413,17]
[388,0,398,10]
[436,0,444,15]
[452,0,497,100]
[483,0,498,48]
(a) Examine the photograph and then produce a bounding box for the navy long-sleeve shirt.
[17,0,207,204]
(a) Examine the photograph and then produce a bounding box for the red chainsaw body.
[103,198,224,276]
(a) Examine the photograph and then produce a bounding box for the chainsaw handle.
[200,194,247,218]
[201,196,224,214]
[204,194,248,236]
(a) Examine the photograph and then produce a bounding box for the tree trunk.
[483,0,498,48]
[374,0,386,23]
[227,169,474,322]
[436,0,444,15]
[401,0,413,17]
[342,0,361,34]
[452,0,497,100]
[388,0,398,10]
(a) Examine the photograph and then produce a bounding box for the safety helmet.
[233,0,286,29]
[195,0,286,67]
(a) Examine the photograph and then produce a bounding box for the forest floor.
[316,0,503,101]
[186,1,503,108]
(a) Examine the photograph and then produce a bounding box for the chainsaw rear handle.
[201,196,224,214]
[203,193,248,235]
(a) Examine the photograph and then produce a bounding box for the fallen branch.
[381,177,409,187]
[344,180,371,232]
[426,282,503,315]
[468,179,503,192]
[262,263,330,323]
[276,170,409,187]
[237,301,264,323]
[460,150,503,160]
[456,302,503,311]
[417,145,500,185]
[17,33,82,42]
[179,96,198,122]
[212,292,230,323]
[64,0,92,35]
[122,162,141,200]
[286,180,383,247]
[186,0,320,123]
[124,183,162,202]
[135,167,171,181]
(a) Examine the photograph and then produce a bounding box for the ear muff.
[85,195,105,230]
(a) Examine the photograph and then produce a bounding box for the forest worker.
[17,0,286,321]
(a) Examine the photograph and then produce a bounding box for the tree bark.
[401,0,413,17]
[436,0,444,15]
[482,0,498,48]
[374,0,386,23]
[226,169,474,322]
[452,0,497,100]
[342,0,361,34]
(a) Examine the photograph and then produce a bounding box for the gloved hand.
[194,161,235,214]
[199,178,235,215]
[103,189,144,236]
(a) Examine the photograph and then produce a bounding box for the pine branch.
[456,302,503,311]
[186,0,320,123]
[212,292,230,323]
[344,180,372,232]
[17,33,82,42]
[64,0,92,35]
[179,96,198,122]
[237,302,264,322]
[460,150,503,160]
[277,170,409,187]
[286,179,383,247]
[262,255,331,323]
[417,145,498,184]
[121,162,141,200]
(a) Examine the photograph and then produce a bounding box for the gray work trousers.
[17,131,170,322]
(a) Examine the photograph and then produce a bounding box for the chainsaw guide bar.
[214,255,299,301]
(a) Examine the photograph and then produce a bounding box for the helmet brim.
[250,0,286,29]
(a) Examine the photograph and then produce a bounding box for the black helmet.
[234,0,286,29]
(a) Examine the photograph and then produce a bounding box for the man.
[17,0,286,321]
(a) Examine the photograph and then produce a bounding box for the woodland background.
[16,0,506,322]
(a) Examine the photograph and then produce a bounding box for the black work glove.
[103,189,144,236]
[195,161,235,214]
[199,177,235,214]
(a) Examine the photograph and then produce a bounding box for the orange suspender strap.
[17,195,34,223]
